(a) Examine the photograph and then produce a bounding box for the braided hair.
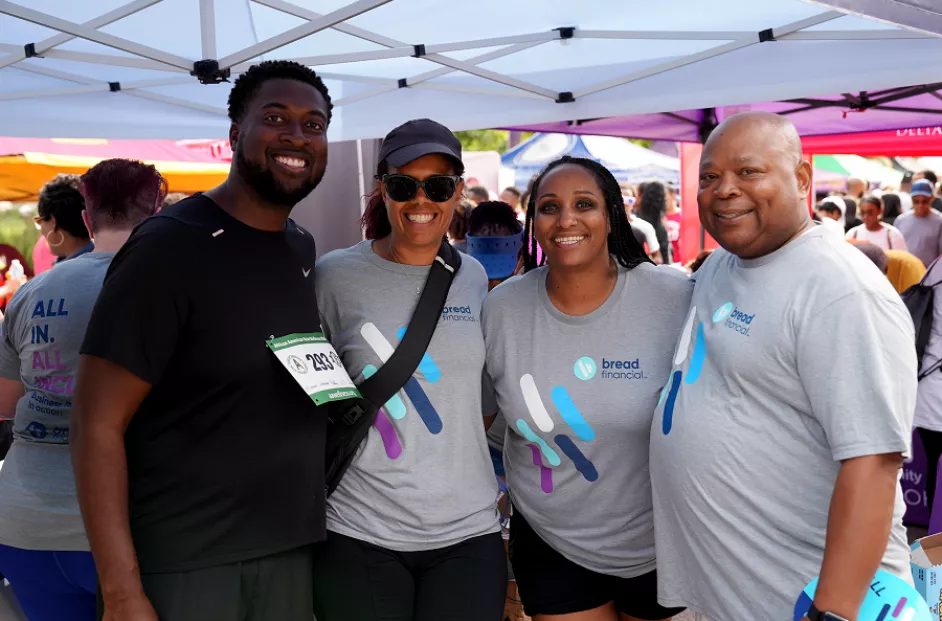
[522,156,651,273]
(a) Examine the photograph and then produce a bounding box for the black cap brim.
[384,142,462,168]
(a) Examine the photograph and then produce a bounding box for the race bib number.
[267,333,361,406]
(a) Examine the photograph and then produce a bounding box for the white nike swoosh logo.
[302,268,311,278]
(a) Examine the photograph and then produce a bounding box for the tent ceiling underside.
[1,0,941,140]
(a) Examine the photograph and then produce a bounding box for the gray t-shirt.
[895,210,942,267]
[482,263,693,578]
[0,252,115,551]
[650,227,914,621]
[315,241,500,551]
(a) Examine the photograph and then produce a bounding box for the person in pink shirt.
[665,184,683,264]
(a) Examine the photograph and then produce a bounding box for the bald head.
[697,111,813,260]
[705,112,803,166]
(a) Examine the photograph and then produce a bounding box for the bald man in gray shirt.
[651,112,914,621]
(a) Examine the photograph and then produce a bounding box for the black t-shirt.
[81,195,327,573]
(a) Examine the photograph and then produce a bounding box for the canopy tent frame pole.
[217,0,395,69]
[0,0,194,70]
[231,31,563,72]
[25,49,190,71]
[779,83,942,116]
[333,41,547,107]
[573,10,844,100]
[199,0,216,61]
[0,0,161,71]
[13,63,226,116]
[252,0,561,102]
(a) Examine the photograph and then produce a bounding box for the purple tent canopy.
[504,84,942,141]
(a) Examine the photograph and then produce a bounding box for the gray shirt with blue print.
[482,262,693,578]
[650,226,914,621]
[315,241,500,552]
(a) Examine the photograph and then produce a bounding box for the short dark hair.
[468,201,522,237]
[80,159,164,230]
[522,156,650,272]
[468,186,490,201]
[38,174,89,240]
[920,170,939,187]
[859,195,882,213]
[501,187,521,199]
[817,202,842,217]
[228,60,333,125]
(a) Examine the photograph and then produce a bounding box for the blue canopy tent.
[501,133,680,188]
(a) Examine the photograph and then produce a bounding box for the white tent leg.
[199,0,217,60]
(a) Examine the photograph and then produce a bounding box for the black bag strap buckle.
[339,399,370,426]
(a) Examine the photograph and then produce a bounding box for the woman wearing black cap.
[311,119,506,621]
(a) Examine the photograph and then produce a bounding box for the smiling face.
[384,154,463,255]
[232,78,329,207]
[533,164,611,270]
[698,114,812,259]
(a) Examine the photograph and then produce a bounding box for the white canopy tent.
[1,0,942,141]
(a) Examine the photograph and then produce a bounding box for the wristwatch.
[807,604,852,621]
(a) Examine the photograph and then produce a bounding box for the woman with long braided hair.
[482,156,693,621]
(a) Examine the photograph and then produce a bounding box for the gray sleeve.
[796,291,915,461]
[482,368,497,417]
[0,296,24,381]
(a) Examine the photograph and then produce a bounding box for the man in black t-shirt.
[72,61,332,621]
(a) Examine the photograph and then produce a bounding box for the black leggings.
[919,427,942,513]
[311,531,506,621]
[0,419,12,461]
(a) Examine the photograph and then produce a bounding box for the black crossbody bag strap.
[356,242,459,407]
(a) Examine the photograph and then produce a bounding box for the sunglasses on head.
[378,174,460,203]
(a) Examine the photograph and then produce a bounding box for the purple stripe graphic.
[375,409,402,459]
[893,599,907,617]
[528,443,553,493]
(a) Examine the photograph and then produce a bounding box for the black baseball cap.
[378,118,462,169]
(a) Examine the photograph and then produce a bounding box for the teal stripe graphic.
[363,364,407,419]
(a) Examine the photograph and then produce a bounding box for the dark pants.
[919,427,942,513]
[311,531,506,621]
[100,545,314,621]
[0,419,12,461]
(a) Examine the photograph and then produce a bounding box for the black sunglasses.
[378,174,460,203]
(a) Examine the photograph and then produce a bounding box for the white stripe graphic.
[673,305,698,366]
[360,322,395,362]
[519,374,554,432]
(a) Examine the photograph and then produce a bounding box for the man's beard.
[236,148,323,208]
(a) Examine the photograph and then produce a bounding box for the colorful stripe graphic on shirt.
[550,386,594,442]
[554,434,598,482]
[520,374,555,432]
[516,418,561,466]
[374,410,403,459]
[662,304,710,435]
[362,364,406,419]
[397,327,441,383]
[360,322,444,459]
[528,444,554,493]
[516,364,603,492]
